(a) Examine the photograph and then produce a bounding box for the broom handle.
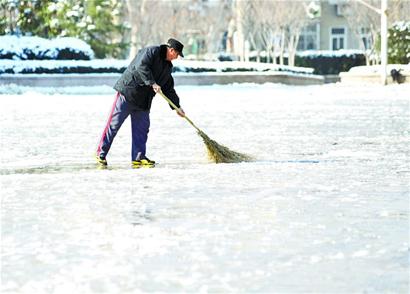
[158,90,202,133]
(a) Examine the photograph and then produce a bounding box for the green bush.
[380,21,410,64]
[375,21,410,64]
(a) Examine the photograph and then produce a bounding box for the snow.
[347,64,410,74]
[1,35,313,74]
[297,49,365,58]
[173,59,313,74]
[0,35,94,60]
[1,83,409,293]
[392,21,410,32]
[0,83,115,95]
[0,59,128,74]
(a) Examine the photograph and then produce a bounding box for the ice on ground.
[1,83,409,293]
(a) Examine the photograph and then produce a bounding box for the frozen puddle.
[1,83,409,293]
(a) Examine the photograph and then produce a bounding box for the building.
[297,0,373,51]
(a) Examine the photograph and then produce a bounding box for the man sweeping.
[96,38,185,167]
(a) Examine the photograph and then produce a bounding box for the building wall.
[299,1,364,51]
[322,2,362,50]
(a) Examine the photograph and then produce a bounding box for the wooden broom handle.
[158,90,202,133]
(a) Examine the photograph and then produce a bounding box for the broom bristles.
[197,130,252,163]
[158,91,250,163]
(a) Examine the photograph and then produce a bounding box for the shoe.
[132,156,155,166]
[95,154,107,166]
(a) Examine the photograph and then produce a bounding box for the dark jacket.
[113,45,180,111]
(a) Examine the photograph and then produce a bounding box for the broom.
[158,90,252,163]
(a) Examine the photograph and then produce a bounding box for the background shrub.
[0,35,94,60]
[375,21,410,64]
[295,51,366,75]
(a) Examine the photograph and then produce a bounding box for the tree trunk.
[126,0,138,58]
[256,50,260,63]
[279,28,286,65]
[235,0,245,61]
[288,32,300,66]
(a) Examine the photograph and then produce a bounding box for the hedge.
[248,50,367,75]
[0,59,315,75]
[295,50,366,75]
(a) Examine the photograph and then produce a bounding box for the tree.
[387,1,410,64]
[342,1,382,65]
[388,21,410,64]
[375,21,410,64]
[343,0,410,65]
[125,0,155,58]
[124,0,231,59]
[234,0,309,65]
[80,0,128,58]
[245,1,276,63]
[0,0,18,34]
[280,1,309,66]
[124,0,186,58]
[388,0,410,23]
[2,0,128,58]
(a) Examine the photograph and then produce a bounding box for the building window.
[330,27,346,50]
[297,23,319,51]
[360,27,372,50]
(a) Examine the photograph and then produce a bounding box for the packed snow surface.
[1,83,409,293]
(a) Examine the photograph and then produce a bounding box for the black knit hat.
[167,38,184,57]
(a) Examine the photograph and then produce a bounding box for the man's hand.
[152,83,161,93]
[176,108,185,117]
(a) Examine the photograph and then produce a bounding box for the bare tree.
[179,0,232,57]
[125,0,141,58]
[235,0,284,63]
[124,0,231,59]
[342,1,380,64]
[252,1,279,63]
[0,1,19,34]
[124,0,186,58]
[233,0,309,65]
[388,0,410,22]
[284,2,309,66]
[234,0,246,60]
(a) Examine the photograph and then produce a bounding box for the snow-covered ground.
[347,64,410,74]
[1,83,409,293]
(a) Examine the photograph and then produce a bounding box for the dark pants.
[97,92,150,161]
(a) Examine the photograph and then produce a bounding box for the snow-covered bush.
[245,50,366,75]
[217,53,237,62]
[295,50,366,75]
[0,35,94,60]
[0,59,314,75]
[374,21,410,64]
[173,60,313,75]
[0,60,125,74]
[3,0,128,58]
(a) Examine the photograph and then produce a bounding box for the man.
[96,38,185,167]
